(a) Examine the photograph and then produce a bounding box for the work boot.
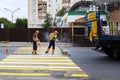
[32,52,35,55]
[45,48,50,54]
[45,51,48,54]
[35,53,38,55]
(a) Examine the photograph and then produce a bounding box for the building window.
[44,4,46,7]
[38,4,42,7]
[49,4,51,7]
[32,0,36,2]
[116,22,119,27]
[38,9,42,12]
[33,9,36,12]
[32,11,36,14]
[32,16,36,20]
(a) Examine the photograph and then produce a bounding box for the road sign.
[1,23,4,29]
[88,12,96,22]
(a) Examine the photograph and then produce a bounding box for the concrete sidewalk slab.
[0,42,72,47]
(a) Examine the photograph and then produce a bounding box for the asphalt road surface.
[0,47,18,60]
[68,47,120,80]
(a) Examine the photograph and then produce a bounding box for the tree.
[0,18,14,29]
[15,18,28,29]
[56,7,66,16]
[42,13,53,28]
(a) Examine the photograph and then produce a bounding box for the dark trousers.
[48,40,55,49]
[33,41,37,50]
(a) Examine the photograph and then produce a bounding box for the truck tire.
[113,48,120,59]
[104,48,113,58]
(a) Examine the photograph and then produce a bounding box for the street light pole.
[4,8,20,22]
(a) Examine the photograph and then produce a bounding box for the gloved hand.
[37,42,41,46]
[56,39,59,42]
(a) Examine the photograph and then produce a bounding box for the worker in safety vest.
[45,31,58,55]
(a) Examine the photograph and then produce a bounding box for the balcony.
[38,4,47,8]
[38,16,46,19]
[38,9,47,13]
[62,0,70,3]
[38,1,47,4]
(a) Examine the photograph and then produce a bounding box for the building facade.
[62,0,92,11]
[57,0,107,27]
[28,0,62,28]
[47,0,62,18]
[28,0,47,28]
[62,0,82,11]
[28,0,93,28]
[38,1,47,21]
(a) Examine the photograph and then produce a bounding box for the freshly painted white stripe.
[7,57,69,59]
[2,61,73,63]
[0,62,75,65]
[3,59,72,62]
[17,56,62,57]
[0,66,80,69]
[0,72,51,77]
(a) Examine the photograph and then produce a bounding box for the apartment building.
[28,0,93,28]
[38,1,47,21]
[28,0,47,28]
[46,0,62,18]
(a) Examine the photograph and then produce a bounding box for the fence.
[0,28,72,42]
[0,28,95,46]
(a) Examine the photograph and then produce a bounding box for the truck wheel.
[105,49,113,58]
[113,49,120,59]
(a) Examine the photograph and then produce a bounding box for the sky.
[0,0,28,22]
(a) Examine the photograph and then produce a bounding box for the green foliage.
[42,13,53,28]
[15,18,28,29]
[0,18,28,29]
[0,18,15,28]
[56,7,66,16]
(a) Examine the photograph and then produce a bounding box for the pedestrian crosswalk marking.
[0,62,77,66]
[0,72,88,78]
[0,66,80,69]
[0,72,51,77]
[7,57,69,59]
[3,58,71,60]
[0,67,82,71]
[0,62,76,65]
[64,74,88,78]
[2,60,73,62]
[3,59,72,61]
[0,47,88,78]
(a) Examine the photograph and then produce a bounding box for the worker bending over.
[45,31,58,55]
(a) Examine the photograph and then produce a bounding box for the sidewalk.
[0,42,72,61]
[0,42,72,47]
